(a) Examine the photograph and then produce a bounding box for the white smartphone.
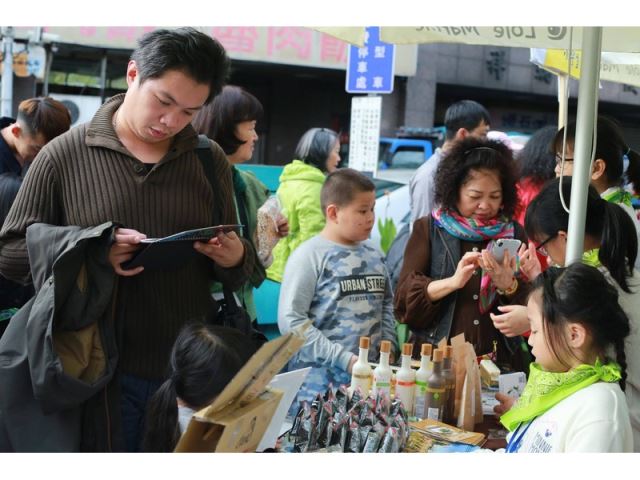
[490,238,522,262]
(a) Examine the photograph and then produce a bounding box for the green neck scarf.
[582,248,601,267]
[500,359,621,431]
[602,187,632,207]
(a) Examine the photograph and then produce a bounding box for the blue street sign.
[345,26,395,94]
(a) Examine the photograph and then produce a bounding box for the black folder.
[121,224,243,271]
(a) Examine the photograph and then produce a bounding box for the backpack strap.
[195,135,223,227]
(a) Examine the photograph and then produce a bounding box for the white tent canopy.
[318,26,621,264]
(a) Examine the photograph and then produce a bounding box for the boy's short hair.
[17,97,71,142]
[320,168,375,214]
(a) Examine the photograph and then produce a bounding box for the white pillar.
[565,27,602,264]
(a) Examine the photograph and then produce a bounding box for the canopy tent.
[318,26,633,264]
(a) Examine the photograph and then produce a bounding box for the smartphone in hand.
[490,238,522,263]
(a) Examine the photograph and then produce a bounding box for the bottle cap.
[444,345,453,358]
[380,340,391,353]
[421,343,432,357]
[402,343,413,356]
[359,336,370,349]
[433,349,443,362]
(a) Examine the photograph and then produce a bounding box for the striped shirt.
[0,94,254,379]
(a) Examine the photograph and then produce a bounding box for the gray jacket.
[0,222,119,452]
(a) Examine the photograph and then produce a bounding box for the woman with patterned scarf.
[500,263,632,452]
[394,137,530,372]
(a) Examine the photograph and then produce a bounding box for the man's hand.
[109,228,146,277]
[194,230,245,268]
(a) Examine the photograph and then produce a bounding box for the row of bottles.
[349,337,456,424]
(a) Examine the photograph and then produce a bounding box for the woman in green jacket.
[267,127,341,282]
[193,85,288,322]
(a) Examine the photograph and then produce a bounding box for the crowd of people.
[0,26,638,454]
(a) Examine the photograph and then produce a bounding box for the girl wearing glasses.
[554,116,640,269]
[497,177,640,451]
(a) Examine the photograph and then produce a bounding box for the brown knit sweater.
[0,94,255,380]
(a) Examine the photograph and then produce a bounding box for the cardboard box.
[174,321,309,453]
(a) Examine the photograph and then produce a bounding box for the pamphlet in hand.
[122,224,243,271]
[141,224,243,243]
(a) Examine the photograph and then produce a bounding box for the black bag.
[196,136,268,349]
[213,287,268,348]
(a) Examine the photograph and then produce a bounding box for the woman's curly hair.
[434,137,519,218]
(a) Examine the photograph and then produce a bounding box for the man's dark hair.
[434,137,518,217]
[131,27,230,104]
[192,85,263,156]
[444,100,490,140]
[320,168,375,214]
[16,97,71,142]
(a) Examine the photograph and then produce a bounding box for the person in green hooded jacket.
[267,127,341,282]
[192,85,289,323]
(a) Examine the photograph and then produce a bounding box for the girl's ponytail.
[613,336,628,391]
[142,378,180,452]
[599,200,637,293]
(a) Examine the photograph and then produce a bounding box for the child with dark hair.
[500,263,632,452]
[554,116,640,268]
[509,177,640,450]
[142,323,256,452]
[278,168,398,411]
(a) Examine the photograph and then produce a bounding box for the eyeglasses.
[535,234,557,256]
[555,154,574,164]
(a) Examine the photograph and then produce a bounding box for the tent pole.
[566,27,602,265]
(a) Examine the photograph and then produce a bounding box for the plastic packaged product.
[256,195,284,267]
[378,427,400,453]
[336,384,349,413]
[346,419,362,453]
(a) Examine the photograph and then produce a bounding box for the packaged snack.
[256,196,284,267]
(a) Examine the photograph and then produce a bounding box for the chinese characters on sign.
[486,50,506,82]
[533,65,553,85]
[349,96,382,177]
[346,27,395,94]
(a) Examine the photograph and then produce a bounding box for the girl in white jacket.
[500,263,633,453]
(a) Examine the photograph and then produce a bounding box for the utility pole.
[1,27,15,117]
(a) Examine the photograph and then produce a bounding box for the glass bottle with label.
[350,336,373,396]
[442,345,456,424]
[424,348,446,421]
[413,343,433,418]
[373,340,392,398]
[395,343,416,414]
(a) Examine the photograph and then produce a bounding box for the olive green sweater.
[0,94,255,380]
